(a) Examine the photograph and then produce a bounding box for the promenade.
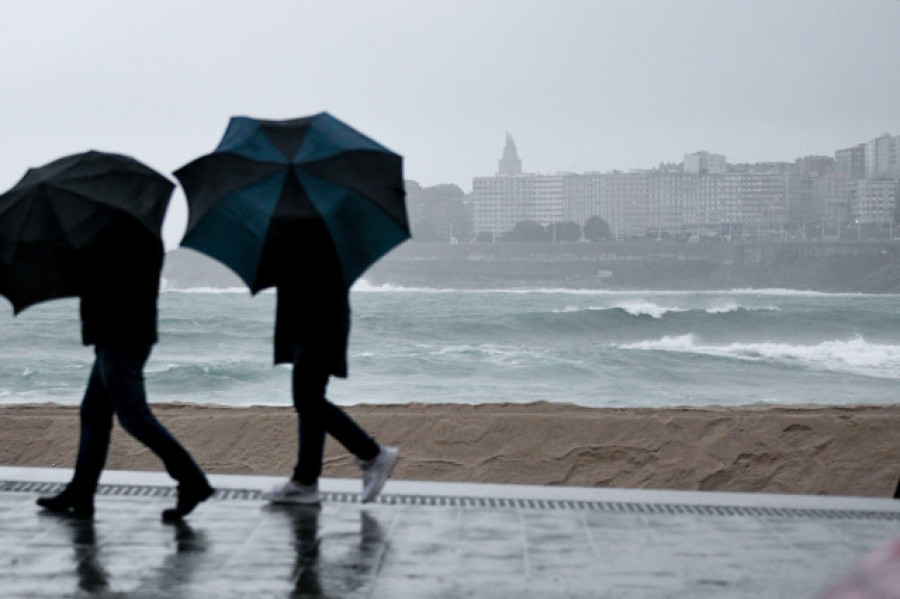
[2,466,899,598]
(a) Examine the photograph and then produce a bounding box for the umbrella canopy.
[0,150,174,313]
[174,112,408,292]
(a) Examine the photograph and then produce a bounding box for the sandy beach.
[1,402,898,498]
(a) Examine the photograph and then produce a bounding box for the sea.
[1,282,899,409]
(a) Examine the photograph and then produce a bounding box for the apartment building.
[469,132,897,241]
[812,173,853,224]
[683,151,726,175]
[866,134,900,179]
[851,179,897,224]
[835,144,866,179]
[471,134,564,236]
[405,181,470,242]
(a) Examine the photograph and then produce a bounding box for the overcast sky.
[2,0,899,247]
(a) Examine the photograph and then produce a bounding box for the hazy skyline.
[2,0,899,247]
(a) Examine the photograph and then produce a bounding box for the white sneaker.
[262,481,321,505]
[358,445,399,504]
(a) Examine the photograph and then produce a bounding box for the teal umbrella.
[174,113,409,292]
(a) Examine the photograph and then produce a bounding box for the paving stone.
[1,468,899,598]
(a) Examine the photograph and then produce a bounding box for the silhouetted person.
[36,216,213,521]
[260,215,398,505]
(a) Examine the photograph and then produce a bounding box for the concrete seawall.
[364,241,900,293]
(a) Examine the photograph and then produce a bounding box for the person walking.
[260,217,398,506]
[36,215,214,521]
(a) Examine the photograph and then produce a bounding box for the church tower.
[497,133,523,175]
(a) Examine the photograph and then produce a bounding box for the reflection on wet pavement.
[2,478,900,598]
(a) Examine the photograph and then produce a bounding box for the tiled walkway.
[1,467,899,598]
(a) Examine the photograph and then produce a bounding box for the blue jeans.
[68,343,208,497]
[291,346,379,485]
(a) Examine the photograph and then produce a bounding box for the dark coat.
[79,217,163,347]
[274,280,350,376]
[263,218,350,376]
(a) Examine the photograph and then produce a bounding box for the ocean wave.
[163,286,255,295]
[353,282,900,298]
[407,342,586,369]
[351,280,458,293]
[551,301,779,319]
[619,334,900,379]
[144,361,273,386]
[721,288,900,298]
[616,300,687,318]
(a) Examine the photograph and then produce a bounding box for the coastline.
[162,242,900,294]
[3,401,897,498]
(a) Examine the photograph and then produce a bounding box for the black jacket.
[263,218,349,375]
[79,217,162,347]
[274,279,350,376]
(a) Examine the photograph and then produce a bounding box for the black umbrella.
[0,150,174,313]
[174,112,409,292]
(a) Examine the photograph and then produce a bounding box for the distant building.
[459,131,899,243]
[723,171,789,229]
[561,173,601,230]
[851,179,897,225]
[794,156,835,179]
[866,134,900,179]
[561,171,651,239]
[559,157,788,239]
[472,135,564,238]
[472,172,535,237]
[533,175,564,225]
[683,151,726,175]
[405,181,471,242]
[497,133,523,175]
[788,157,836,225]
[835,144,867,179]
[812,174,853,233]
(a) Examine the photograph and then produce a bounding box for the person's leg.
[290,354,379,486]
[69,357,115,497]
[95,343,212,519]
[290,362,329,485]
[36,357,112,516]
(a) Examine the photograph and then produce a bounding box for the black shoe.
[36,492,94,518]
[162,483,214,523]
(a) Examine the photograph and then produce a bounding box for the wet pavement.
[1,466,899,598]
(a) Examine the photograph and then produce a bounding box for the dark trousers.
[67,343,208,497]
[291,348,379,485]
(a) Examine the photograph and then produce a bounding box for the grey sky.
[2,0,898,247]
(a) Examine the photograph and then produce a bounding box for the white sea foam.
[705,302,780,314]
[351,280,455,293]
[552,301,779,317]
[617,300,687,318]
[619,334,900,379]
[705,302,741,314]
[326,280,900,299]
[424,343,568,367]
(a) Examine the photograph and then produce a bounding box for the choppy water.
[2,283,899,408]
